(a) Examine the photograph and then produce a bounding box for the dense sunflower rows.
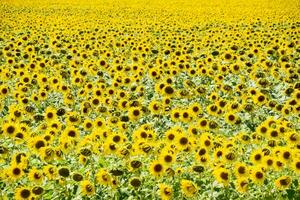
[0,0,300,199]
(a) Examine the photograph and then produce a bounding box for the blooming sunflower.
[15,187,31,200]
[81,180,95,196]
[250,167,265,185]
[236,178,249,193]
[275,176,292,191]
[149,160,165,177]
[180,180,198,198]
[213,167,230,186]
[96,168,111,186]
[159,183,173,200]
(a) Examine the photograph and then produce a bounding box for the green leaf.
[286,189,296,200]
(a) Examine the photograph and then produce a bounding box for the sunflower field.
[0,0,300,199]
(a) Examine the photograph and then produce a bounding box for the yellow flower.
[234,162,248,178]
[236,178,249,193]
[262,155,275,169]
[180,180,198,197]
[213,167,230,186]
[148,100,163,115]
[159,151,175,166]
[180,109,193,123]
[250,167,265,185]
[291,159,300,174]
[81,180,95,196]
[159,183,173,200]
[43,165,58,180]
[224,112,238,125]
[8,164,23,181]
[44,106,57,122]
[96,169,111,186]
[250,149,264,165]
[28,168,44,184]
[149,160,165,177]
[177,134,190,150]
[275,176,292,190]
[15,187,31,200]
[170,108,181,122]
[2,121,19,137]
[128,107,143,121]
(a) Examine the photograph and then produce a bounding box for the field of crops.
[0,0,300,199]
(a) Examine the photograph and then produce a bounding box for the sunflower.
[62,126,80,140]
[262,155,275,169]
[103,141,119,155]
[163,85,176,97]
[170,108,181,122]
[14,130,28,143]
[180,109,193,123]
[58,167,70,178]
[198,154,210,166]
[267,129,280,140]
[198,118,209,131]
[28,168,44,184]
[256,123,268,136]
[253,93,267,105]
[223,150,237,164]
[280,147,294,163]
[234,162,248,178]
[213,147,225,161]
[32,186,44,196]
[128,107,142,121]
[196,147,208,158]
[223,51,233,61]
[43,165,58,180]
[38,89,48,101]
[2,121,18,137]
[81,180,95,196]
[41,146,55,161]
[0,85,9,97]
[207,104,220,117]
[44,107,57,122]
[11,152,28,169]
[96,169,111,186]
[149,160,165,177]
[213,167,230,186]
[30,136,47,153]
[286,131,299,145]
[15,187,31,200]
[94,117,106,129]
[177,134,190,150]
[129,177,142,189]
[159,183,173,200]
[66,112,81,125]
[224,112,238,125]
[8,104,23,121]
[59,138,74,154]
[275,176,292,190]
[236,132,251,144]
[72,173,83,182]
[83,118,94,131]
[128,160,143,172]
[159,151,175,166]
[236,178,249,193]
[9,164,24,180]
[180,180,198,197]
[274,158,285,171]
[291,159,300,174]
[250,149,264,165]
[250,167,265,185]
[148,100,163,115]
